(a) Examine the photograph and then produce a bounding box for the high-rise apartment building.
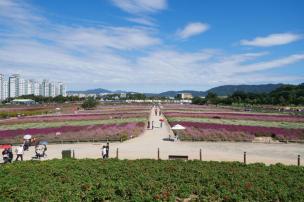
[33,81,41,96]
[42,79,50,97]
[58,82,67,97]
[19,78,26,96]
[3,80,8,100]
[0,74,66,100]
[8,74,20,98]
[49,82,56,97]
[0,74,4,100]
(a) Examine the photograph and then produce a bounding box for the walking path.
[2,106,304,165]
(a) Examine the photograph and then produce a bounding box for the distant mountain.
[207,84,283,96]
[147,84,283,97]
[68,84,284,97]
[68,88,112,94]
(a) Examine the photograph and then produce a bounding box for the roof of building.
[12,99,35,102]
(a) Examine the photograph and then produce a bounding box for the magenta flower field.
[0,122,145,144]
[0,104,150,144]
[170,121,304,141]
[165,104,304,142]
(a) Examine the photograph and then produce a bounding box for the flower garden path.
[4,106,304,165]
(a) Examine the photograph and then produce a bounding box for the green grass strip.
[168,117,304,129]
[0,117,147,130]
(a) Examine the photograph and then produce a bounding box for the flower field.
[0,104,150,144]
[0,159,303,201]
[164,105,304,142]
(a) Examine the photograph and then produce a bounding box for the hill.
[207,84,283,96]
[68,84,283,97]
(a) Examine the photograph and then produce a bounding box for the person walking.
[8,148,13,163]
[15,145,24,161]
[102,146,107,159]
[106,142,110,158]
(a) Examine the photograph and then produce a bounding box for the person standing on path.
[101,146,107,159]
[106,142,109,158]
[15,145,24,161]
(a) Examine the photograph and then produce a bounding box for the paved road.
[1,106,304,165]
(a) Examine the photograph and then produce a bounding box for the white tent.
[171,124,186,130]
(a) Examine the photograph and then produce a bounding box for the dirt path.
[1,106,304,165]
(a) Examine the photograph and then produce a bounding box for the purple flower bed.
[165,112,304,122]
[170,121,304,141]
[0,122,145,144]
[0,122,144,138]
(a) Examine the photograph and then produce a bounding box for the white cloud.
[240,33,302,47]
[111,0,167,14]
[0,0,303,92]
[126,17,156,26]
[177,22,209,39]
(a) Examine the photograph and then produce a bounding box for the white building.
[33,81,41,96]
[42,79,50,97]
[3,80,8,100]
[0,74,3,100]
[19,78,26,96]
[49,82,56,97]
[1,74,66,99]
[9,74,20,98]
[58,82,66,97]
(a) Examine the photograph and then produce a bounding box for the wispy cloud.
[177,22,209,39]
[240,33,303,47]
[111,0,167,14]
[111,0,167,26]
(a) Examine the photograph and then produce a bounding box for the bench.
[168,155,188,160]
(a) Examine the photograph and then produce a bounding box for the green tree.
[82,97,98,109]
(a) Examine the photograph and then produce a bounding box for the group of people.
[2,144,25,163]
[1,141,47,164]
[147,106,163,130]
[101,142,110,159]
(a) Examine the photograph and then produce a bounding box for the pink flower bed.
[0,122,145,144]
[165,112,304,122]
[170,122,304,141]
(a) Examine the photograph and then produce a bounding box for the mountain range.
[68,84,283,97]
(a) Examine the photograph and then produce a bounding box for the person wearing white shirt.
[15,145,24,161]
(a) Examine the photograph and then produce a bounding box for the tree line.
[192,83,304,106]
[1,94,85,104]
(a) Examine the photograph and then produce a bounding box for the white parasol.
[171,124,186,130]
[23,134,32,140]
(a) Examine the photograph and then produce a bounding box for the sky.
[0,0,303,93]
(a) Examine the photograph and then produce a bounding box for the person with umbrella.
[1,145,13,163]
[23,134,32,151]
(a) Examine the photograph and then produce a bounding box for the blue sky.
[0,0,303,93]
